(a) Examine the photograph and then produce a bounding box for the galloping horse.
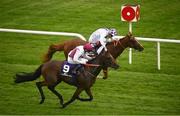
[43,32,144,79]
[15,50,119,108]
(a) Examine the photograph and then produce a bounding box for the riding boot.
[72,64,82,75]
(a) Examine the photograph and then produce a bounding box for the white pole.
[157,42,161,70]
[129,22,132,64]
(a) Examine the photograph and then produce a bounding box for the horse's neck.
[110,37,129,59]
[87,55,103,78]
[119,36,129,48]
[89,66,102,77]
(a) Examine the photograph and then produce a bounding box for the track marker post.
[121,4,140,64]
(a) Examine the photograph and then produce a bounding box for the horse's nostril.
[117,65,119,69]
[141,47,144,51]
[138,47,144,51]
[114,64,119,69]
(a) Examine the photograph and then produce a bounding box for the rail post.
[129,22,132,64]
[157,42,160,70]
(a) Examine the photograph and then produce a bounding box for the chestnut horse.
[14,50,119,108]
[43,32,144,79]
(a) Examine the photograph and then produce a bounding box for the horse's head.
[100,50,119,69]
[126,32,144,51]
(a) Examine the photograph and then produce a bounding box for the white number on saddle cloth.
[63,65,70,73]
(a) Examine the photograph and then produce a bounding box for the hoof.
[61,104,66,109]
[60,101,63,106]
[39,99,45,104]
[103,77,108,79]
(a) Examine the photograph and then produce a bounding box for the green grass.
[0,0,180,115]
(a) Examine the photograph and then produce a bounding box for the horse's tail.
[14,64,43,83]
[43,43,64,63]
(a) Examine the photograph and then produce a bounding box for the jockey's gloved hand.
[104,47,108,51]
[94,51,98,56]
[81,59,88,64]
[91,49,98,56]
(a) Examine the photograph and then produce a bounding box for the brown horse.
[14,50,119,108]
[43,32,144,79]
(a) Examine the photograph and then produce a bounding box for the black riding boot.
[72,64,82,75]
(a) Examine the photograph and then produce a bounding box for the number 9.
[63,65,70,73]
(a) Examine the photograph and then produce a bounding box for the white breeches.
[97,46,104,54]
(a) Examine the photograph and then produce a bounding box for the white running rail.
[0,28,86,41]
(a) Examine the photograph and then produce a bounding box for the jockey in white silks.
[88,28,118,54]
[67,43,96,73]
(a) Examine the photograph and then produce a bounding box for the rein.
[84,63,100,67]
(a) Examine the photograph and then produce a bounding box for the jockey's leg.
[72,64,82,75]
[68,57,78,74]
[97,46,104,54]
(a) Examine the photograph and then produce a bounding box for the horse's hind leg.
[48,80,64,107]
[77,88,93,101]
[36,81,47,104]
[102,67,108,79]
[62,87,83,108]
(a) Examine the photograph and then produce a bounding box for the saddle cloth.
[60,61,81,86]
[60,61,76,77]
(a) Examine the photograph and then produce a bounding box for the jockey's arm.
[84,51,96,60]
[73,49,87,64]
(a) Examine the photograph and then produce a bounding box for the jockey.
[67,43,96,74]
[88,28,118,54]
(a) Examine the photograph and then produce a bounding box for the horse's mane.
[106,36,127,46]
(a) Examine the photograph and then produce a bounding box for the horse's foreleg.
[77,88,93,101]
[103,67,108,79]
[48,86,63,106]
[36,81,47,104]
[62,88,83,108]
[48,80,63,106]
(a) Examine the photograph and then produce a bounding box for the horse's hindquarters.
[42,61,63,85]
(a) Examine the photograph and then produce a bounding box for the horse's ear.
[128,32,132,37]
[127,32,133,39]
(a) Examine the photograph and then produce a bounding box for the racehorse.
[14,50,119,108]
[43,32,144,79]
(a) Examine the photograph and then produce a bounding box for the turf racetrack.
[0,0,180,115]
